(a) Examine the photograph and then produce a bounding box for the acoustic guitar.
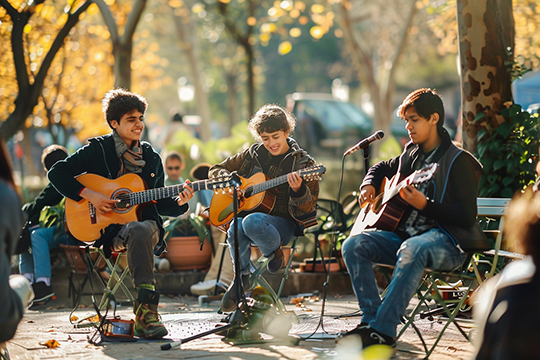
[65,173,232,243]
[350,163,438,237]
[208,165,326,228]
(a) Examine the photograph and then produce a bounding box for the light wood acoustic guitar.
[65,173,233,243]
[350,163,438,237]
[208,165,326,229]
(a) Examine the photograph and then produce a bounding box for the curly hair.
[397,88,445,132]
[102,88,148,129]
[247,104,296,141]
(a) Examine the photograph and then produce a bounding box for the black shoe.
[32,281,54,303]
[357,326,396,349]
[267,247,284,274]
[337,322,370,339]
[220,274,250,312]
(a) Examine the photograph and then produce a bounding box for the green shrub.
[475,105,539,198]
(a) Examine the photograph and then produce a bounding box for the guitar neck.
[247,173,291,197]
[128,180,208,205]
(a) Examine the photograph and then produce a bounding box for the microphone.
[344,130,385,156]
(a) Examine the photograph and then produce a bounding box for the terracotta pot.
[165,236,212,271]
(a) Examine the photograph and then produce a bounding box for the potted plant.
[162,213,213,271]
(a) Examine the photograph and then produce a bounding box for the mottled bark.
[457,0,514,153]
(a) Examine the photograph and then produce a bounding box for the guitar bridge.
[89,203,97,224]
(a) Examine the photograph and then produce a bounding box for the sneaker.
[356,325,396,350]
[220,274,250,312]
[267,247,284,274]
[337,322,370,338]
[31,281,54,303]
[134,303,168,339]
[190,279,219,296]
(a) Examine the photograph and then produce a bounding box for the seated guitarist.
[338,89,482,351]
[209,104,319,312]
[48,89,193,339]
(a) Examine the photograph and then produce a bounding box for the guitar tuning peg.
[228,188,233,194]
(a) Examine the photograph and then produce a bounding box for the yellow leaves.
[289,27,301,37]
[192,3,205,13]
[87,3,99,15]
[311,4,325,13]
[310,26,324,39]
[24,24,32,34]
[289,8,300,18]
[278,41,292,55]
[148,42,159,52]
[219,0,231,3]
[247,17,256,26]
[299,16,308,25]
[39,5,55,21]
[260,23,277,33]
[168,0,184,8]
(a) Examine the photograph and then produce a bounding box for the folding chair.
[392,197,515,358]
[249,236,300,313]
[62,244,135,310]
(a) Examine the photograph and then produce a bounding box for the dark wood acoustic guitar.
[350,163,438,236]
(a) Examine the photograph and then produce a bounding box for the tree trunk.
[457,0,514,153]
[171,12,212,142]
[226,72,240,134]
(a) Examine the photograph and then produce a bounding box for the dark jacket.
[0,180,25,342]
[209,138,319,236]
[22,183,63,227]
[361,128,482,247]
[47,133,188,255]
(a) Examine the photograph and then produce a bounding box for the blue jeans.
[226,213,296,276]
[341,228,466,337]
[19,227,79,279]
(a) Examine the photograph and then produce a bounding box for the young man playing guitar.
[48,89,193,339]
[338,89,482,351]
[209,104,319,312]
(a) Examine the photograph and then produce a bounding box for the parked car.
[286,92,408,157]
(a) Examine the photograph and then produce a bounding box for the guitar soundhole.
[372,197,383,214]
[112,189,132,214]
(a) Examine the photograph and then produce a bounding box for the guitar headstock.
[412,163,438,184]
[207,176,234,193]
[299,164,326,181]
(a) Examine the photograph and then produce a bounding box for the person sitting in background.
[473,187,540,359]
[164,151,185,186]
[0,137,34,347]
[19,145,81,305]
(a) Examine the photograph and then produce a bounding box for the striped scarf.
[112,131,146,176]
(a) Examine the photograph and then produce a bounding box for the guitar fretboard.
[118,180,211,206]
[246,168,320,197]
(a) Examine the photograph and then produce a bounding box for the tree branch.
[93,0,119,42]
[122,0,147,45]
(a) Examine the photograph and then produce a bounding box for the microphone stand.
[363,144,371,174]
[161,173,253,350]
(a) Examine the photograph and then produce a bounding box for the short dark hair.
[41,144,68,171]
[102,88,148,129]
[165,151,183,164]
[397,88,445,132]
[247,104,296,141]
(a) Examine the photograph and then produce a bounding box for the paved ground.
[5,289,475,360]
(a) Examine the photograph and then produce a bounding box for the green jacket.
[209,138,319,235]
[48,133,188,255]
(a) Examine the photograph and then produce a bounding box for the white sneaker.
[190,279,222,296]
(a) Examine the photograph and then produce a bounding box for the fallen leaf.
[39,339,60,348]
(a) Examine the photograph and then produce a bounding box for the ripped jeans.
[341,228,466,337]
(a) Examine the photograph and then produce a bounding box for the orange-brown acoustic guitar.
[208,165,326,229]
[65,173,232,243]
